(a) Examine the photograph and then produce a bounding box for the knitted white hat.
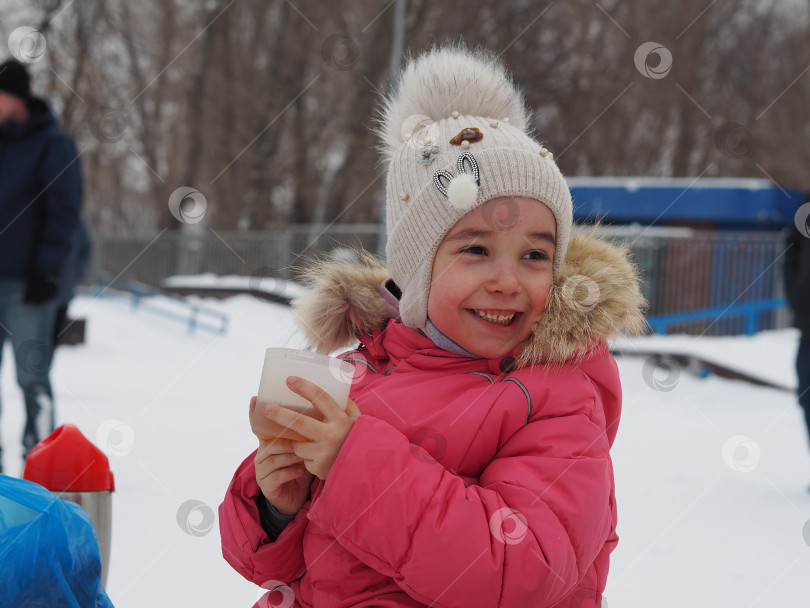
[379,46,573,329]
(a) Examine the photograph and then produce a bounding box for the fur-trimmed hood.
[292,230,647,366]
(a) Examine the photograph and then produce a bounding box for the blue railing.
[91,277,229,335]
[646,298,788,336]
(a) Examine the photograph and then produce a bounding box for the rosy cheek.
[535,284,553,314]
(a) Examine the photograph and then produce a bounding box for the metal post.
[378,0,407,256]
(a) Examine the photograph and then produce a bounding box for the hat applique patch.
[418,144,440,166]
[433,152,480,210]
[449,127,483,148]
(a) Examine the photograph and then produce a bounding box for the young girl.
[219,46,645,608]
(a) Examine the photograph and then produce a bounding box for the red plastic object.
[23,424,115,492]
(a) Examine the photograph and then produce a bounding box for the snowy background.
[2,290,809,607]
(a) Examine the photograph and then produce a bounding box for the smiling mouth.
[471,309,518,326]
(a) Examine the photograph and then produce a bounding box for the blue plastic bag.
[0,474,113,607]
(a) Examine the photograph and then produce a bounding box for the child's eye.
[462,245,487,255]
[523,250,549,261]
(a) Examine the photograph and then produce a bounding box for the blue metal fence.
[646,298,787,336]
[599,226,792,335]
[91,277,229,335]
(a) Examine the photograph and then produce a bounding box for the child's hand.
[251,396,313,515]
[264,377,361,480]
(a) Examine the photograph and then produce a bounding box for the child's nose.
[486,263,521,294]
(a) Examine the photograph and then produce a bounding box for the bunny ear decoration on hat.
[377,45,529,162]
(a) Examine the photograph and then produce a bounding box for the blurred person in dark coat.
[0,58,83,472]
[784,193,810,485]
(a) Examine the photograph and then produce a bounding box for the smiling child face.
[427,196,556,360]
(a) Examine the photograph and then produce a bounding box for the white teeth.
[473,310,515,325]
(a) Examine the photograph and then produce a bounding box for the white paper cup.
[251,348,355,441]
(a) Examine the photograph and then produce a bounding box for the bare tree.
[3,0,808,238]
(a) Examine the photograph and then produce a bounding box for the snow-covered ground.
[1,290,809,607]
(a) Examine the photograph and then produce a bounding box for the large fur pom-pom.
[377,44,528,162]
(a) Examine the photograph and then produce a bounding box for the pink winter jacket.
[219,232,646,608]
